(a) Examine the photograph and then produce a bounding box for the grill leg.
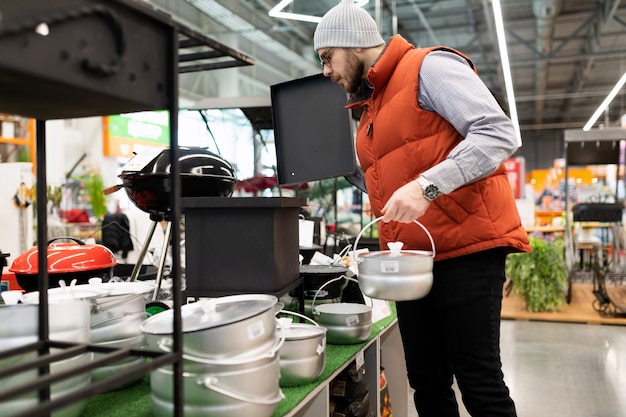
[129,220,159,282]
[152,221,172,302]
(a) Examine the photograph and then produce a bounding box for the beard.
[332,49,365,94]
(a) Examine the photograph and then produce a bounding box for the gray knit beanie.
[314,0,385,51]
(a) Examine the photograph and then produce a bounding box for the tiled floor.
[407,319,626,417]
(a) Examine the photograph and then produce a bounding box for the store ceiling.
[154,0,626,135]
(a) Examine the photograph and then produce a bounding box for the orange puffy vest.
[347,36,530,260]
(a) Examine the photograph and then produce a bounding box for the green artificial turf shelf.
[82,303,397,417]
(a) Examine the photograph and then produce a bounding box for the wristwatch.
[416,176,441,202]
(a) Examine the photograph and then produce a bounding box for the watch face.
[424,184,439,200]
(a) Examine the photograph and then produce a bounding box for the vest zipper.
[366,119,373,136]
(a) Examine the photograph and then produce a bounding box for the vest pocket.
[431,193,475,225]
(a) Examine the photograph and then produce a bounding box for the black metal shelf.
[563,128,626,308]
[0,340,173,417]
[0,0,254,120]
[0,0,254,415]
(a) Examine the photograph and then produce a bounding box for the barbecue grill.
[106,146,238,304]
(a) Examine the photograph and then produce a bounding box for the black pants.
[396,248,516,417]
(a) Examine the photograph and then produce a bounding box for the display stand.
[564,128,626,312]
[183,196,307,298]
[77,307,407,417]
[0,1,253,415]
[279,318,407,417]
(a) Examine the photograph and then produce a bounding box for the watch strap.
[416,176,440,201]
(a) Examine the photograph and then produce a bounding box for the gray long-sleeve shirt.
[347,49,519,195]
[417,50,519,195]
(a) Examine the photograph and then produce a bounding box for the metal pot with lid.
[141,294,280,359]
[150,345,284,417]
[352,217,435,301]
[9,237,117,292]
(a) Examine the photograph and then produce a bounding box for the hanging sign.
[103,111,170,157]
[504,157,525,199]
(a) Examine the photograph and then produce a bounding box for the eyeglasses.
[319,48,335,68]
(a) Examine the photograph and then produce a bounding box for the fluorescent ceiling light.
[492,0,522,147]
[583,71,626,131]
[269,0,369,23]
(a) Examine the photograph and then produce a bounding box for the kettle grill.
[106,147,238,306]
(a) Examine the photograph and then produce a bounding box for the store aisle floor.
[407,320,626,417]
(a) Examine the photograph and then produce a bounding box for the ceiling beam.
[559,0,622,119]
[532,0,563,125]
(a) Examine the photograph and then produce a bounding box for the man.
[313,1,531,416]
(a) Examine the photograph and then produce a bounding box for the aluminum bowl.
[151,349,282,417]
[310,277,372,345]
[278,317,326,387]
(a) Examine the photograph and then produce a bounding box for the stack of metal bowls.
[0,301,92,417]
[140,294,284,417]
[22,280,154,389]
[276,311,327,387]
[86,280,154,386]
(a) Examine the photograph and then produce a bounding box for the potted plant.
[75,170,107,220]
[505,234,568,312]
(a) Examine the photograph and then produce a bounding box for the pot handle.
[90,311,149,328]
[311,276,371,316]
[277,309,320,326]
[352,217,436,263]
[197,376,285,406]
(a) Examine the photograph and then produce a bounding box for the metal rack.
[0,0,254,415]
[563,128,626,312]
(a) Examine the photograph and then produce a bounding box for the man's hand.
[381,180,430,223]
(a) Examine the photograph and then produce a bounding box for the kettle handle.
[311,275,372,315]
[47,236,86,246]
[352,217,436,263]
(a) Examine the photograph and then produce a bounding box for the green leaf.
[506,235,567,312]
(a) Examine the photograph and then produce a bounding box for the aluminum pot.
[140,294,279,359]
[70,280,152,343]
[352,217,436,301]
[87,279,155,302]
[88,285,150,390]
[22,280,150,345]
[0,351,93,417]
[91,291,148,325]
[87,281,151,343]
[21,281,111,308]
[151,339,283,417]
[0,300,92,353]
[277,310,326,387]
[91,356,145,387]
[91,334,146,386]
[90,309,148,343]
[0,303,92,417]
[91,289,148,318]
[312,277,372,345]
